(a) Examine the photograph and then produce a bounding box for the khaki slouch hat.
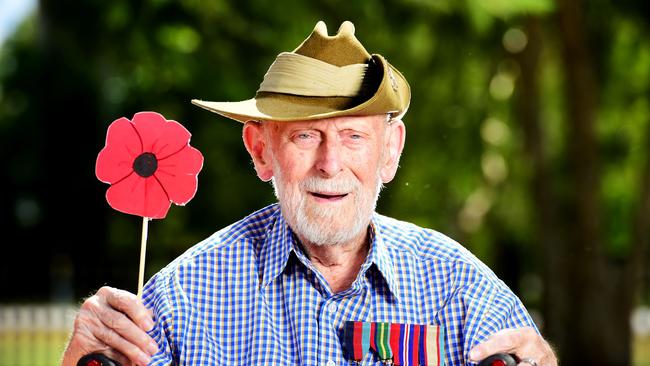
[192,21,410,122]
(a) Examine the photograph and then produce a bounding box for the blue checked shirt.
[143,204,536,365]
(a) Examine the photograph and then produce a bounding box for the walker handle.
[77,353,121,366]
[478,353,518,366]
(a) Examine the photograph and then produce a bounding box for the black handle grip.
[477,353,518,366]
[77,353,122,366]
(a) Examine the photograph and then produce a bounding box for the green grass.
[0,331,68,366]
[635,335,650,366]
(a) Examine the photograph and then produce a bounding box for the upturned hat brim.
[191,22,410,122]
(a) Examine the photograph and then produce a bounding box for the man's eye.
[345,132,365,142]
[292,132,319,145]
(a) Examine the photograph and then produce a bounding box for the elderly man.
[62,21,556,366]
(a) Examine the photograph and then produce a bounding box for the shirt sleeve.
[142,271,176,366]
[439,260,537,365]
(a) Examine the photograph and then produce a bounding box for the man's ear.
[242,121,274,181]
[380,119,406,183]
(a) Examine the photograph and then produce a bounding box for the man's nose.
[315,138,343,177]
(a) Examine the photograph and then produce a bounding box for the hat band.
[258,52,368,97]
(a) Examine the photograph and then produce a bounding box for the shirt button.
[326,360,336,366]
[328,302,338,313]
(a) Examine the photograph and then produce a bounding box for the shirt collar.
[362,215,400,299]
[258,207,399,300]
[258,206,294,290]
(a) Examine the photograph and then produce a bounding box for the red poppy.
[96,111,204,219]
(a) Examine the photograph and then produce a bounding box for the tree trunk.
[515,16,570,359]
[556,0,625,364]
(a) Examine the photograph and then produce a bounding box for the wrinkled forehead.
[260,114,390,132]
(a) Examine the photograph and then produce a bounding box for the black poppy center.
[133,152,158,177]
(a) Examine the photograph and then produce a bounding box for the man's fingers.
[93,325,153,366]
[95,304,159,356]
[62,287,159,366]
[93,287,159,358]
[469,329,515,361]
[76,287,157,365]
[468,327,536,361]
[469,327,557,366]
[97,286,155,331]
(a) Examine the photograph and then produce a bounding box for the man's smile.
[308,191,349,201]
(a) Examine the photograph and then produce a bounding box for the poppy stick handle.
[137,217,150,299]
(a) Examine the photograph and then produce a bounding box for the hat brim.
[192,55,410,123]
[192,94,360,123]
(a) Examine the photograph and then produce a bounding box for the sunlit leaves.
[157,25,201,54]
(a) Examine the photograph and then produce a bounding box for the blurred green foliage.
[0,0,649,363]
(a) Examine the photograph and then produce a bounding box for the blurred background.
[0,0,648,365]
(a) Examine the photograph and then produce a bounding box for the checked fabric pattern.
[143,204,535,365]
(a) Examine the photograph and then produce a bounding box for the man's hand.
[61,286,158,366]
[469,327,557,366]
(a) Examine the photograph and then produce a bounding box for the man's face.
[260,115,396,246]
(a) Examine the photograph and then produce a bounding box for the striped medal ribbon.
[344,321,372,364]
[347,321,444,365]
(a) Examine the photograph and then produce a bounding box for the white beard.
[271,161,383,247]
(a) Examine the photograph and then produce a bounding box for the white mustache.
[299,176,359,195]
